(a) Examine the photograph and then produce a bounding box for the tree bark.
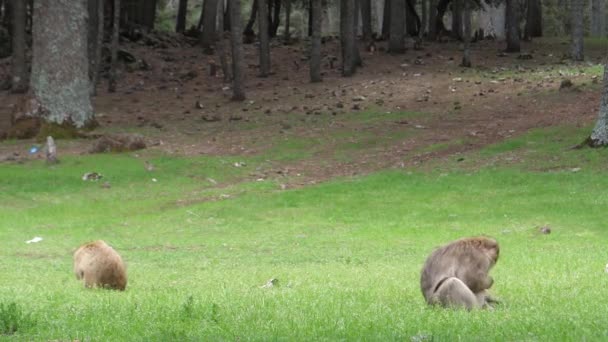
[505,0,520,52]
[108,0,120,92]
[571,0,584,61]
[216,0,230,82]
[310,0,322,83]
[382,0,390,39]
[201,0,218,54]
[340,0,356,76]
[461,0,471,67]
[243,0,257,42]
[10,0,27,93]
[525,0,542,38]
[428,0,437,40]
[269,0,281,37]
[588,65,608,146]
[29,0,94,127]
[88,0,104,96]
[175,0,188,33]
[591,0,605,37]
[388,0,405,53]
[406,0,419,36]
[258,0,270,77]
[451,0,462,39]
[421,0,427,36]
[361,0,372,42]
[284,0,291,42]
[229,0,245,100]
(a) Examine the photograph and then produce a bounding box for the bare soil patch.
[0,36,602,186]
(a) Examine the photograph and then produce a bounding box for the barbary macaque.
[73,240,127,291]
[420,236,499,310]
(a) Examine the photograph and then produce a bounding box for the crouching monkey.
[73,240,127,291]
[420,236,500,310]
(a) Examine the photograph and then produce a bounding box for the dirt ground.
[0,35,602,185]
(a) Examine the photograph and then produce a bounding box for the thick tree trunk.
[428,0,437,39]
[229,0,245,100]
[216,0,230,82]
[175,0,188,33]
[406,0,419,36]
[29,0,94,127]
[269,0,281,37]
[310,0,322,83]
[382,0,390,39]
[108,0,120,92]
[571,0,584,61]
[435,0,449,34]
[340,0,356,76]
[10,0,27,93]
[201,0,218,54]
[224,0,231,31]
[588,64,608,146]
[88,0,104,96]
[361,0,372,42]
[525,0,542,38]
[243,0,257,42]
[258,0,270,77]
[451,0,462,39]
[284,0,291,42]
[421,0,427,36]
[505,0,520,52]
[591,0,605,37]
[461,0,471,67]
[388,0,405,53]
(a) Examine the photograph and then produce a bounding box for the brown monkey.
[420,236,499,310]
[73,240,127,291]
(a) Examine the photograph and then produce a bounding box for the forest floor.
[0,35,605,186]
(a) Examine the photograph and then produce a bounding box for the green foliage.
[1,126,608,340]
[0,302,35,335]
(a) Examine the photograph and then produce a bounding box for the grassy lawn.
[1,126,608,341]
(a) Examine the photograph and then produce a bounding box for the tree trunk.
[340,0,356,76]
[382,0,390,39]
[505,0,520,52]
[108,0,120,92]
[229,0,245,100]
[201,0,218,54]
[88,0,104,96]
[406,0,419,36]
[269,0,281,37]
[421,0,427,36]
[435,0,449,34]
[451,0,461,39]
[175,0,188,33]
[308,0,313,36]
[591,0,605,37]
[588,65,608,146]
[388,0,405,53]
[224,0,231,31]
[243,0,257,42]
[284,0,291,42]
[361,0,372,42]
[29,0,94,128]
[310,0,322,83]
[216,0,230,82]
[461,0,471,67]
[353,0,362,67]
[428,0,437,39]
[571,0,584,61]
[10,0,27,93]
[525,0,542,38]
[258,0,270,77]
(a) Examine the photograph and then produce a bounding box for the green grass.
[1,126,608,340]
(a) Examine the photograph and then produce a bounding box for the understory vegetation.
[1,125,607,341]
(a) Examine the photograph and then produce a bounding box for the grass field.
[1,126,608,341]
